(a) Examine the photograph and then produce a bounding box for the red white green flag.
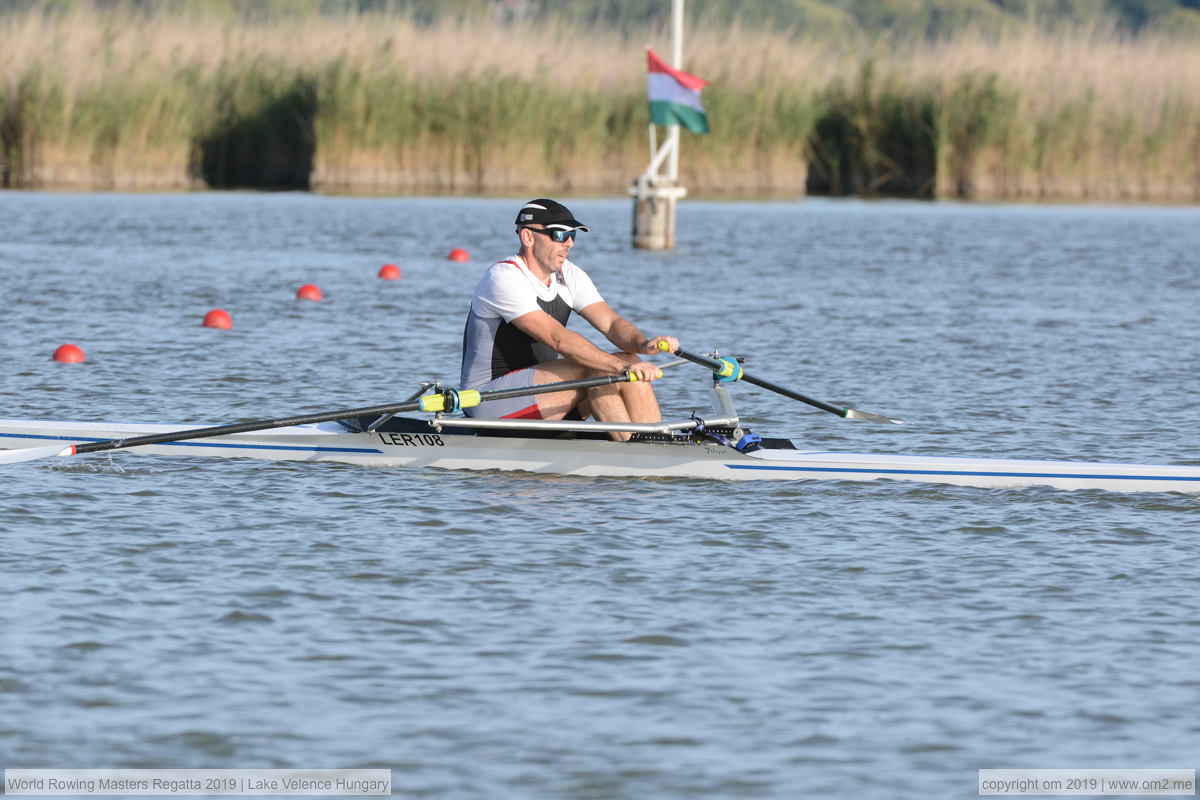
[646,47,709,134]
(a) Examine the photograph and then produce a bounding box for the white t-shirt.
[460,255,605,388]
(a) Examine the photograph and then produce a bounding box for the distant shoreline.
[2,9,1197,203]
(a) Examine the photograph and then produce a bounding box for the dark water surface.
[2,193,1199,799]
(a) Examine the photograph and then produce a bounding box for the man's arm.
[511,309,631,374]
[578,302,676,356]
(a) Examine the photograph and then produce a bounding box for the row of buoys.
[51,258,441,361]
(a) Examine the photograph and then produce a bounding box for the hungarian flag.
[646,47,709,134]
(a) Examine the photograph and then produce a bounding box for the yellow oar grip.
[657,340,672,352]
[624,369,663,382]
[418,395,446,412]
[417,390,481,413]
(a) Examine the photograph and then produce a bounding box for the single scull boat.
[0,347,1197,494]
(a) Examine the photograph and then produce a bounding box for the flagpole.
[668,0,683,183]
[631,0,688,250]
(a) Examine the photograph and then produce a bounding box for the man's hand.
[642,335,679,355]
[626,360,664,382]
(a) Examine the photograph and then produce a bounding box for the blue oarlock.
[442,388,464,413]
[715,356,743,383]
[735,433,763,453]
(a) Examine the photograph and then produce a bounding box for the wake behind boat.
[1,351,1198,494]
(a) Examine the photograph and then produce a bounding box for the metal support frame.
[709,383,747,442]
[429,416,740,435]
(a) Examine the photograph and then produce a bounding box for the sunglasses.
[522,226,577,243]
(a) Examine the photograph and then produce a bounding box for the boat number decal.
[376,432,445,447]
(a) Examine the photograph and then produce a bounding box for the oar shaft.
[69,372,639,456]
[70,400,422,455]
[664,344,901,424]
[671,346,846,417]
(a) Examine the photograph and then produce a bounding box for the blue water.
[2,192,1198,799]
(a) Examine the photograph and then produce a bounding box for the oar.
[660,342,901,425]
[0,371,653,466]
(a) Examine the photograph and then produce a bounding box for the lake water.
[2,192,1199,799]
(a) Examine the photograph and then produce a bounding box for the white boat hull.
[2,417,1199,494]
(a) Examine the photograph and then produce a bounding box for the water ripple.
[2,195,1199,797]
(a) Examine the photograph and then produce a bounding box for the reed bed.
[1,7,1197,200]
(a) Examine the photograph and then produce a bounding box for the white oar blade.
[844,408,904,425]
[0,444,75,465]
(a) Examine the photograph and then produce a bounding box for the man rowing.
[460,198,677,441]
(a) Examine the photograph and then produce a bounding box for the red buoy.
[202,309,233,329]
[296,284,323,301]
[448,248,470,262]
[378,263,402,280]
[52,344,86,363]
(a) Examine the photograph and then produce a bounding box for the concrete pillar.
[631,180,687,250]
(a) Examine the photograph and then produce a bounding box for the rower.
[459,198,677,441]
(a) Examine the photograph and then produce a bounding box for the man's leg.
[529,356,662,441]
[529,359,589,419]
[615,379,662,423]
[583,353,662,442]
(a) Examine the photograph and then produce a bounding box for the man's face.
[528,227,574,273]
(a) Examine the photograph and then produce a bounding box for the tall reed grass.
[1,7,1196,200]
